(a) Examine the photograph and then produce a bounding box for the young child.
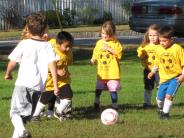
[137,24,160,108]
[32,31,74,122]
[148,26,184,119]
[4,12,59,138]
[90,21,123,110]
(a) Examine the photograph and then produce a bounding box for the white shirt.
[8,39,56,92]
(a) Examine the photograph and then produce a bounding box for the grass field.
[1,46,184,138]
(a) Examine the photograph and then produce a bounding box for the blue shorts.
[157,78,180,100]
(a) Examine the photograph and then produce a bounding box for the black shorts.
[40,84,73,104]
[144,68,155,90]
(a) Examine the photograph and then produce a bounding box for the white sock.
[11,114,25,137]
[57,99,71,114]
[156,97,164,109]
[163,98,173,114]
[33,101,45,116]
[144,90,152,105]
[12,129,19,138]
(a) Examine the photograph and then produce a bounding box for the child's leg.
[162,78,180,115]
[94,89,102,105]
[110,92,118,109]
[11,114,25,137]
[144,69,155,106]
[31,91,41,115]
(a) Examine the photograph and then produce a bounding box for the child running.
[137,24,160,108]
[32,31,74,122]
[148,26,184,119]
[90,21,123,111]
[4,12,59,138]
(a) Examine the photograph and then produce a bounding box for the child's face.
[58,41,71,52]
[101,29,111,41]
[159,37,173,49]
[148,29,159,44]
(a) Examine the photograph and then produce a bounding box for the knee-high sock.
[33,101,45,116]
[94,89,102,104]
[11,114,25,137]
[12,129,19,138]
[57,99,71,114]
[144,90,152,105]
[156,97,164,110]
[163,98,173,114]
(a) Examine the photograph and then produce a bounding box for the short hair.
[56,31,74,46]
[26,12,47,37]
[159,26,175,39]
[101,21,116,37]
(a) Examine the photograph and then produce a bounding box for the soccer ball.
[101,108,119,125]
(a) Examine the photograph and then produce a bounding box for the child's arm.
[102,44,116,55]
[177,68,184,83]
[148,66,158,79]
[48,61,59,96]
[137,46,147,59]
[4,61,17,80]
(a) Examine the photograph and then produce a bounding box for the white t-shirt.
[8,39,56,92]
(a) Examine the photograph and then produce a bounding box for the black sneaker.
[160,112,169,120]
[21,130,32,138]
[31,116,40,122]
[94,103,100,111]
[112,104,119,111]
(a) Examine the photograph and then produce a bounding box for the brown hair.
[26,12,47,37]
[141,24,159,47]
[159,26,174,39]
[101,21,116,37]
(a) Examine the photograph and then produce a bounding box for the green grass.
[0,25,129,40]
[1,47,184,138]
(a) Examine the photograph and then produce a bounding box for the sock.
[156,97,164,110]
[94,89,102,104]
[144,90,152,105]
[11,114,25,137]
[57,99,71,114]
[110,92,118,108]
[33,101,45,116]
[163,98,173,114]
[12,129,19,138]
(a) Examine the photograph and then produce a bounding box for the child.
[32,31,74,122]
[4,12,59,138]
[148,26,184,119]
[90,21,123,110]
[137,24,160,108]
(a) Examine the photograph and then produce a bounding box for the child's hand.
[177,74,184,83]
[90,59,95,65]
[4,74,13,80]
[147,72,154,79]
[57,68,66,77]
[54,88,60,96]
[102,44,111,51]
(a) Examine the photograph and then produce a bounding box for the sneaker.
[160,111,169,120]
[21,130,32,138]
[143,103,151,109]
[112,104,119,111]
[31,116,40,122]
[94,103,100,111]
[54,111,67,122]
[44,110,54,118]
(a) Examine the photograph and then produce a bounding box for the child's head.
[141,24,159,47]
[26,12,47,37]
[101,21,116,41]
[56,31,74,52]
[159,26,174,49]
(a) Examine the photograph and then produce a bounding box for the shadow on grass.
[73,102,184,120]
[1,96,11,100]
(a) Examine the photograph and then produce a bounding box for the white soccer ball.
[101,108,119,125]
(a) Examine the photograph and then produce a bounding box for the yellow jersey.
[46,38,73,91]
[91,39,123,80]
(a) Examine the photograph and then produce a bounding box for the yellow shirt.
[46,38,73,91]
[156,43,184,83]
[137,43,159,70]
[91,39,123,80]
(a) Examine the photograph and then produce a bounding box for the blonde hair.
[21,25,31,39]
[141,24,159,47]
[101,21,116,37]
